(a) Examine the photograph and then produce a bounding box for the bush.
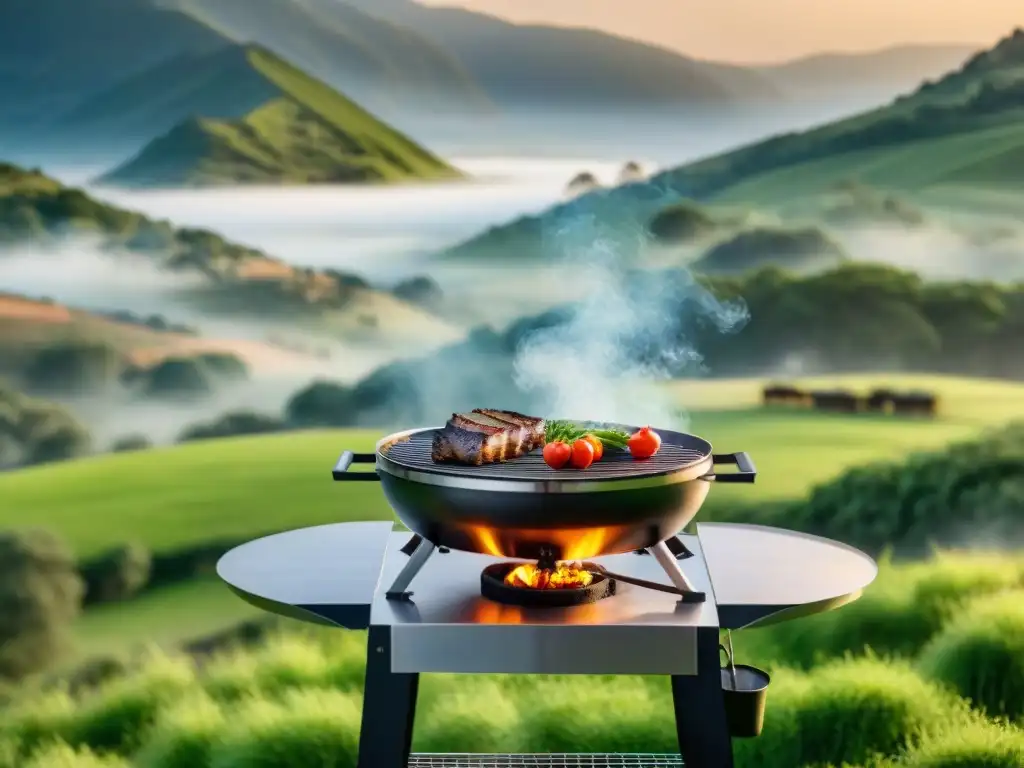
[0,690,78,755]
[23,742,130,768]
[693,225,848,274]
[891,720,1024,767]
[147,538,250,588]
[735,657,969,768]
[918,590,1024,720]
[0,529,84,681]
[22,342,123,395]
[79,543,152,605]
[136,358,212,399]
[788,423,1024,557]
[517,677,676,754]
[195,353,249,381]
[209,688,361,768]
[414,678,524,753]
[647,201,717,243]
[285,381,357,427]
[63,654,196,753]
[177,411,285,443]
[202,635,364,702]
[757,553,1024,666]
[135,693,226,768]
[110,434,151,453]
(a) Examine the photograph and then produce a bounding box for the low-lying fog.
[6,150,1024,451]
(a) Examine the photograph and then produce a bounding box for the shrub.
[756,552,1024,666]
[414,678,523,753]
[22,342,123,395]
[890,720,1024,767]
[110,435,151,453]
[177,411,285,443]
[79,543,152,605]
[735,657,969,768]
[693,225,848,274]
[210,689,361,768]
[517,677,677,754]
[136,358,212,399]
[0,529,84,680]
[787,422,1024,556]
[195,353,249,381]
[23,741,130,768]
[202,635,363,702]
[647,201,717,243]
[0,690,78,755]
[63,654,196,753]
[918,590,1024,720]
[135,693,226,768]
[285,381,357,427]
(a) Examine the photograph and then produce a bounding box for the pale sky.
[418,0,1022,63]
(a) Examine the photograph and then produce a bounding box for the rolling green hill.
[95,46,461,188]
[443,29,1024,260]
[0,0,486,158]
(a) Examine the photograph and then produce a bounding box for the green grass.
[2,375,1022,559]
[9,551,1024,768]
[72,578,261,659]
[711,120,1024,207]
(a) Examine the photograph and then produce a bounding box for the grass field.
[8,551,1024,768]
[2,374,1021,558]
[3,373,1022,655]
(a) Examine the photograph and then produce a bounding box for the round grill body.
[371,426,721,561]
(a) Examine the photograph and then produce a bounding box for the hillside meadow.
[4,551,1024,768]
[2,372,1023,657]
[2,374,1021,558]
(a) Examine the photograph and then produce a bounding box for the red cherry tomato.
[627,426,662,460]
[570,438,595,469]
[582,434,604,461]
[543,440,572,469]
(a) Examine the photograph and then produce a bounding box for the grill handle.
[703,452,756,484]
[332,451,380,481]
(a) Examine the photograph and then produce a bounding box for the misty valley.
[3,5,1024,768]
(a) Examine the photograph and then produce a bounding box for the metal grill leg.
[386,538,436,600]
[670,627,734,768]
[359,626,419,768]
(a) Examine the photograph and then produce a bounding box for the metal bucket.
[720,634,770,738]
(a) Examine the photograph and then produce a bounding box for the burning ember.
[504,562,594,589]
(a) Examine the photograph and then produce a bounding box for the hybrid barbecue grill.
[217,424,878,768]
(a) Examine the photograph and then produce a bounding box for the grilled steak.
[472,409,546,451]
[431,410,545,466]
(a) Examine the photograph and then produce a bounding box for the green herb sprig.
[544,420,630,450]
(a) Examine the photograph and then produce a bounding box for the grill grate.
[408,755,683,767]
[382,428,709,482]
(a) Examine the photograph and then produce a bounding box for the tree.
[80,543,152,605]
[0,529,84,680]
[22,341,123,394]
[286,381,357,427]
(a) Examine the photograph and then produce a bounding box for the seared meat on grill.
[431,410,546,466]
[472,409,546,451]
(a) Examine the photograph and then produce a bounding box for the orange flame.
[504,562,594,589]
[465,525,628,560]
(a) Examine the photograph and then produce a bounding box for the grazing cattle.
[891,391,938,417]
[866,388,897,414]
[763,384,808,406]
[810,389,862,413]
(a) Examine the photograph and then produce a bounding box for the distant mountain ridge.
[96,45,461,188]
[440,29,1024,260]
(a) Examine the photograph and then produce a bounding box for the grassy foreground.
[4,551,1024,768]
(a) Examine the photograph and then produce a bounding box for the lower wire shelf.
[408,756,684,767]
